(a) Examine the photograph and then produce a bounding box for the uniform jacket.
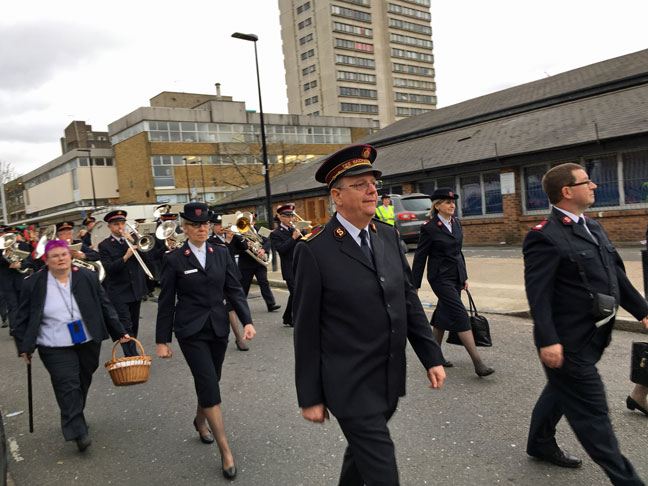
[98,235,148,303]
[270,225,299,281]
[411,214,468,289]
[12,266,126,355]
[293,214,443,419]
[208,234,245,281]
[523,207,648,352]
[0,240,33,291]
[237,225,272,270]
[155,241,252,343]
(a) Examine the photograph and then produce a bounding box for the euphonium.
[231,212,271,267]
[72,259,106,282]
[1,234,31,274]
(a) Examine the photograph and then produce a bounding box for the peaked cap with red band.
[277,203,295,216]
[56,221,75,232]
[315,145,381,187]
[104,210,127,223]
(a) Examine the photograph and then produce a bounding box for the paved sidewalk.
[264,245,648,334]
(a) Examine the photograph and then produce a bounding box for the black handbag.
[446,289,492,347]
[630,342,648,386]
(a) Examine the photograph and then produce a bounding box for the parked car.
[378,193,432,252]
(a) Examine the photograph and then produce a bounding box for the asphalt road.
[2,287,647,485]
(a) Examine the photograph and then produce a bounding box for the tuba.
[231,212,271,267]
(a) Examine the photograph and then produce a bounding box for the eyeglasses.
[185,221,210,228]
[566,180,596,187]
[336,180,383,191]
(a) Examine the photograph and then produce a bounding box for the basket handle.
[111,337,146,360]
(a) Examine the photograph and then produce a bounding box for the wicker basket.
[105,337,151,386]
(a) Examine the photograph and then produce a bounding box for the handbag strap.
[465,288,478,317]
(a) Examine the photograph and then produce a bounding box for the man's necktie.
[359,229,373,263]
[579,218,598,244]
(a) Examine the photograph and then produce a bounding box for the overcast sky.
[1,0,646,176]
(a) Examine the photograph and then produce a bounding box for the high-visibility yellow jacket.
[375,205,395,226]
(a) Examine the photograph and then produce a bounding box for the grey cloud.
[0,120,63,143]
[0,21,121,92]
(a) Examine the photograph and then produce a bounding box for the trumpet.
[231,212,271,267]
[1,234,31,274]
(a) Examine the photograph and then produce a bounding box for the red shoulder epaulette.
[301,224,325,242]
[532,220,548,231]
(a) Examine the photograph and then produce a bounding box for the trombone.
[292,212,312,232]
[123,222,155,280]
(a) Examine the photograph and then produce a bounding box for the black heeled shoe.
[475,367,495,377]
[222,464,237,480]
[193,417,214,444]
[626,396,648,417]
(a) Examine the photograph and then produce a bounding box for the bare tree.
[0,160,17,184]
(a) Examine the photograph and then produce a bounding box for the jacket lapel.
[552,208,597,246]
[434,215,455,238]
[181,242,206,273]
[332,215,375,271]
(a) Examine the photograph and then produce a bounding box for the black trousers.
[1,288,18,330]
[282,279,294,324]
[527,328,643,486]
[0,290,7,321]
[38,340,101,441]
[336,404,399,486]
[239,265,276,308]
[113,300,141,357]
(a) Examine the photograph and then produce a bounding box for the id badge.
[67,320,87,344]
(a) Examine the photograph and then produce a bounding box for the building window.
[393,62,434,76]
[396,106,432,116]
[460,175,482,216]
[303,80,318,91]
[296,1,311,14]
[390,33,433,49]
[305,96,319,106]
[331,5,372,22]
[299,33,313,45]
[335,54,375,68]
[401,0,430,6]
[391,48,433,63]
[339,86,377,98]
[387,3,431,21]
[337,70,376,83]
[393,77,434,89]
[523,165,550,211]
[623,149,648,203]
[300,49,315,60]
[341,102,378,114]
[483,172,503,213]
[152,166,174,188]
[394,92,435,104]
[338,0,370,5]
[389,17,432,35]
[298,17,312,29]
[302,64,316,76]
[335,38,374,52]
[333,21,372,37]
[584,155,619,208]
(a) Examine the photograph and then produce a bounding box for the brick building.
[215,49,648,243]
[107,89,373,222]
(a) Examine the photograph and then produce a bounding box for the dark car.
[377,193,432,252]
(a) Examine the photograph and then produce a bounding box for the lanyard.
[54,276,75,321]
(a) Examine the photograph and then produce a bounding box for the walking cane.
[27,362,34,433]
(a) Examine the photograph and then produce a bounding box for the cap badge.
[362,146,371,159]
[334,226,346,239]
[196,209,202,216]
[449,191,454,197]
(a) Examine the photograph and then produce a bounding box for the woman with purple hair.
[12,239,130,452]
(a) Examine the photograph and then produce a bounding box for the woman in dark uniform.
[156,203,256,480]
[412,188,494,377]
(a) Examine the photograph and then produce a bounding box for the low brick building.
[215,49,648,244]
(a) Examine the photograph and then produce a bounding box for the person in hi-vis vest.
[375,194,395,226]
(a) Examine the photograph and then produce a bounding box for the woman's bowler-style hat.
[430,188,459,200]
[181,202,210,222]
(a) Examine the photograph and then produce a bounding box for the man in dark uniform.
[524,162,648,485]
[0,225,11,327]
[78,216,96,247]
[98,210,148,356]
[55,221,100,263]
[237,213,280,312]
[0,227,33,333]
[209,212,250,350]
[269,203,300,326]
[293,145,446,486]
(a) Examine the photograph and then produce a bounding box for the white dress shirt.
[336,213,371,250]
[188,240,207,268]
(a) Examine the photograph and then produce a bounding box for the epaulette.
[422,219,430,226]
[532,220,549,231]
[301,224,325,242]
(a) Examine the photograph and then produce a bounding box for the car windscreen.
[400,197,431,212]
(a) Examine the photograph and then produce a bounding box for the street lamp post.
[182,157,191,202]
[189,159,206,203]
[231,32,273,228]
[78,149,97,209]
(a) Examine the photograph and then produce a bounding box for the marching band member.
[156,202,256,480]
[98,210,148,357]
[12,239,129,451]
[269,203,300,327]
[0,226,33,334]
[78,216,96,247]
[55,221,100,262]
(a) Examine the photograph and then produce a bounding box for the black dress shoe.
[528,449,582,468]
[443,360,453,368]
[76,434,92,452]
[267,304,281,312]
[222,465,237,480]
[193,418,214,444]
[283,321,294,327]
[1,321,7,328]
[626,396,648,417]
[475,367,495,377]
